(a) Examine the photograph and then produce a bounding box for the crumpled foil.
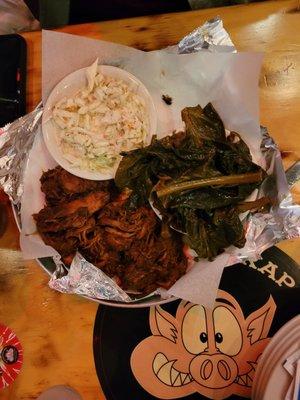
[226,127,300,262]
[0,103,42,206]
[49,253,131,302]
[0,18,299,303]
[178,17,235,54]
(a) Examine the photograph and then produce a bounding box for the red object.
[0,324,23,389]
[16,69,21,83]
[0,190,9,204]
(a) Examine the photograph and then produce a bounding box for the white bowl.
[42,65,157,180]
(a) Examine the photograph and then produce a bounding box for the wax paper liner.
[0,17,233,210]
[0,18,299,305]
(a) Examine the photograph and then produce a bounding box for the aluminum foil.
[178,17,235,54]
[49,253,131,302]
[0,103,42,206]
[0,18,299,303]
[260,129,300,240]
[227,127,300,262]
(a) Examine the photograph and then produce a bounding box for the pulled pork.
[34,167,187,295]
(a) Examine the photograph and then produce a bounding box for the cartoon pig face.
[131,290,276,399]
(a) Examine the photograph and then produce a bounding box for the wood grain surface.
[21,0,300,170]
[0,1,299,398]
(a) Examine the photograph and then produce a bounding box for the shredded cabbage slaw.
[52,60,149,172]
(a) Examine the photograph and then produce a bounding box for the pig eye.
[213,306,242,356]
[215,332,223,343]
[200,332,208,343]
[182,305,208,354]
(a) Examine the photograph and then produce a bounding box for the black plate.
[93,247,300,400]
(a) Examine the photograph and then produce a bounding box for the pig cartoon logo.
[131,290,276,399]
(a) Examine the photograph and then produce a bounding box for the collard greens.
[115,104,267,260]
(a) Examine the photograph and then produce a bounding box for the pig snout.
[189,353,238,389]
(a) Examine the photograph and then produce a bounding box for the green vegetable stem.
[156,170,266,198]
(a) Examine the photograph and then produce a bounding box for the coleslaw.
[52,60,149,172]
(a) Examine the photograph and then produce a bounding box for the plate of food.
[32,101,269,306]
[42,59,157,180]
[1,27,299,309]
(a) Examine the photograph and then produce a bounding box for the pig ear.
[150,306,178,343]
[246,295,277,344]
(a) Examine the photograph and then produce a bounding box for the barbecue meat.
[78,226,120,268]
[99,193,158,251]
[121,264,158,294]
[34,191,110,233]
[41,166,110,205]
[34,167,188,295]
[34,188,110,262]
[39,231,78,256]
[124,228,187,293]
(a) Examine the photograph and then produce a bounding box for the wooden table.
[0,1,299,398]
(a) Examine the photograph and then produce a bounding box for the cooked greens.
[115,103,267,259]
